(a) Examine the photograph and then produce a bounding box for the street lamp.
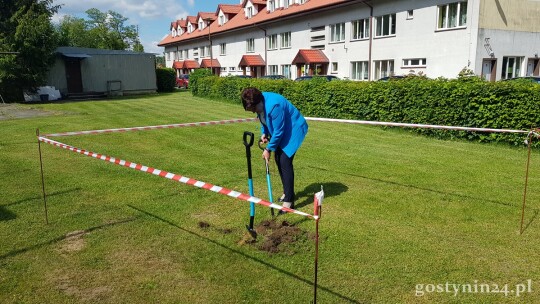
[204,17,213,74]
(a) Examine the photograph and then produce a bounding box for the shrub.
[192,75,540,146]
[155,68,176,92]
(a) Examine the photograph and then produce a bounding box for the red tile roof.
[183,60,200,69]
[176,19,188,28]
[198,12,217,22]
[186,16,198,24]
[217,4,242,15]
[173,61,183,69]
[200,59,221,68]
[170,21,177,30]
[243,0,266,6]
[291,49,329,64]
[239,55,265,66]
[159,0,348,47]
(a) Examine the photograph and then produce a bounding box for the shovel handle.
[243,131,254,147]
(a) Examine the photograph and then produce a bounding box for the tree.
[56,8,143,51]
[0,0,60,101]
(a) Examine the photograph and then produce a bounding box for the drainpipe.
[257,25,267,77]
[364,1,374,81]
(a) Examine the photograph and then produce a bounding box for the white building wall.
[163,0,539,81]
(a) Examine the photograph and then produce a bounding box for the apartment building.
[158,0,540,81]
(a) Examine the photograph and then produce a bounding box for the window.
[282,64,291,79]
[219,15,225,26]
[374,60,394,79]
[268,0,276,12]
[188,23,193,33]
[166,52,170,61]
[269,65,279,75]
[246,38,255,53]
[283,0,289,8]
[407,10,414,20]
[403,58,427,67]
[193,47,199,58]
[351,61,369,81]
[352,18,370,40]
[330,23,345,42]
[200,46,206,57]
[171,29,176,37]
[220,43,226,55]
[178,50,183,60]
[229,67,236,72]
[331,62,338,74]
[184,50,189,59]
[501,57,523,79]
[220,67,227,72]
[247,7,253,18]
[375,14,396,37]
[281,32,291,48]
[437,1,467,29]
[267,34,278,50]
[199,21,204,30]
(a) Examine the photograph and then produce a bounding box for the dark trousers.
[274,147,295,205]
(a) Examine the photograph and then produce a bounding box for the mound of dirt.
[239,220,312,254]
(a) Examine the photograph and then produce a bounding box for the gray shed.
[47,47,157,98]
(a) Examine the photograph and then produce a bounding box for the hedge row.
[192,75,540,146]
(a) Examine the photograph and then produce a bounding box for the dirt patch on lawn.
[239,220,313,255]
[57,230,87,255]
[0,104,59,120]
[56,274,111,302]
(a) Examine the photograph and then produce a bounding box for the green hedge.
[155,68,176,92]
[192,75,540,146]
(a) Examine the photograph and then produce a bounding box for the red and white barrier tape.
[44,118,258,137]
[305,117,529,134]
[38,136,317,220]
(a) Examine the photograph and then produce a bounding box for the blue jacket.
[258,92,308,157]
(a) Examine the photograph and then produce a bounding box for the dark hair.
[241,87,264,111]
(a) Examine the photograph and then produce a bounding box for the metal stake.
[520,131,534,234]
[36,128,49,224]
[313,204,321,303]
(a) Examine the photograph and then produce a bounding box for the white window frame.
[501,56,523,79]
[269,65,279,75]
[246,38,255,53]
[267,34,278,50]
[247,7,253,19]
[407,10,414,20]
[229,66,236,72]
[281,32,291,49]
[184,49,189,59]
[437,1,467,30]
[331,62,338,74]
[402,58,427,68]
[281,64,291,79]
[351,61,369,81]
[220,43,226,56]
[330,23,345,43]
[374,60,394,79]
[268,0,276,12]
[352,18,370,40]
[188,23,193,33]
[219,15,225,26]
[177,50,182,60]
[375,14,396,37]
[199,21,204,30]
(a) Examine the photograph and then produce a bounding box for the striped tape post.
[44,118,259,138]
[38,136,317,220]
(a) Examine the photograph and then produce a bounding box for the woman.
[241,87,308,211]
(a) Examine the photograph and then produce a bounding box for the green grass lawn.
[1,91,539,303]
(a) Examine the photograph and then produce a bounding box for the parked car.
[176,74,189,89]
[234,75,253,78]
[502,76,540,84]
[377,75,407,81]
[294,75,340,81]
[261,75,286,80]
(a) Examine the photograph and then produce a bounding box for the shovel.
[243,131,257,238]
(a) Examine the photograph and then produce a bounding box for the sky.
[51,0,242,54]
